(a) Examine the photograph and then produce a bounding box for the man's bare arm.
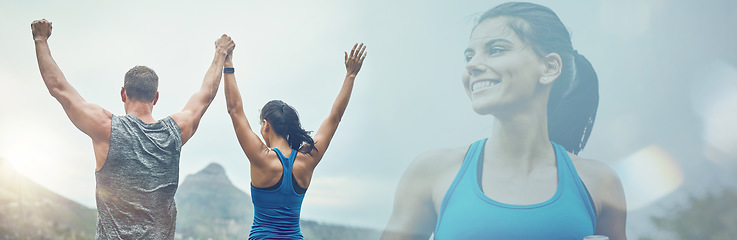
[32,19,112,169]
[171,34,235,145]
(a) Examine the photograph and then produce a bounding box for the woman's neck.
[486,106,555,173]
[267,136,292,155]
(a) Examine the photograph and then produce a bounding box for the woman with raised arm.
[223,43,366,239]
[382,2,626,240]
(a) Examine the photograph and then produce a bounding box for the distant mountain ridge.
[0,159,380,240]
[0,157,97,239]
[175,163,253,239]
[175,162,382,240]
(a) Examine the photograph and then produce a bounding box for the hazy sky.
[2,0,736,237]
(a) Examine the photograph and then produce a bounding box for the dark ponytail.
[477,2,599,154]
[547,52,599,154]
[260,100,317,153]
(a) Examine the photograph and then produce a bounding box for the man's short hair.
[124,66,159,102]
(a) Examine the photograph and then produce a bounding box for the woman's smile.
[470,78,502,94]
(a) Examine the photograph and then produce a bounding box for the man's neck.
[124,101,156,123]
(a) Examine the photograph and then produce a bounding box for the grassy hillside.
[0,157,97,240]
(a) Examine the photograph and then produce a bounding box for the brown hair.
[124,65,159,102]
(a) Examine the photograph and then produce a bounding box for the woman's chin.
[471,101,497,115]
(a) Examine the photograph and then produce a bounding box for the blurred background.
[1,0,735,239]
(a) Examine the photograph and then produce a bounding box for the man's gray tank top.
[95,114,182,239]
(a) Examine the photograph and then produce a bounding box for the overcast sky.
[2,0,736,237]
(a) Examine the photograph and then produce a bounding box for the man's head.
[123,66,158,102]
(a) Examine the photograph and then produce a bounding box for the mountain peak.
[200,163,225,175]
[175,162,253,238]
[180,162,233,188]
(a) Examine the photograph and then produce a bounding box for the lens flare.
[690,61,737,166]
[612,145,683,211]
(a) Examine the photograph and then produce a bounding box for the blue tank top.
[433,138,596,239]
[249,148,305,240]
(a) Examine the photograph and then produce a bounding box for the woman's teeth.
[471,80,499,92]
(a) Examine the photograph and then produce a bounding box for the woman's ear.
[261,120,270,133]
[540,53,562,85]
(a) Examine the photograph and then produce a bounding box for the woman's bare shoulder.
[568,153,620,184]
[568,153,625,214]
[407,146,469,175]
[568,153,627,237]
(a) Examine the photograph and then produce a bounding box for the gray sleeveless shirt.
[95,114,182,239]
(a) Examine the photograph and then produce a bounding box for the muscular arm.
[171,34,234,145]
[223,50,271,167]
[306,43,367,164]
[32,19,112,169]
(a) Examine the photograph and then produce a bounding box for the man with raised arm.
[31,19,235,239]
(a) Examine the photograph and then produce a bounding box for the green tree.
[650,188,737,240]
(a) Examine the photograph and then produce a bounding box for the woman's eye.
[465,54,474,62]
[489,47,506,55]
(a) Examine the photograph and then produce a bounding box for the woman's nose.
[465,56,486,76]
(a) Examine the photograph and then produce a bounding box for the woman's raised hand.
[345,43,367,77]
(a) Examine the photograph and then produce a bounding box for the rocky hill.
[175,162,382,240]
[0,157,97,240]
[175,163,254,239]
[0,159,380,240]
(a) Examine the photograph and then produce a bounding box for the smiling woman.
[382,2,625,240]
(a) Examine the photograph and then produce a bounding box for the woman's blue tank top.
[249,148,305,240]
[433,138,597,239]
